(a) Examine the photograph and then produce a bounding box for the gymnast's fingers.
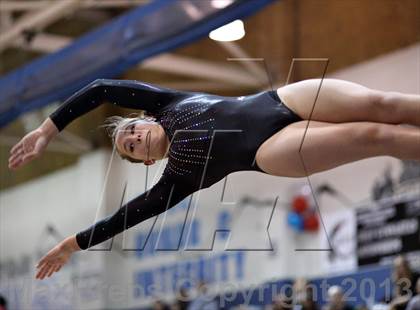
[10,140,23,155]
[9,153,35,170]
[8,147,23,163]
[8,147,23,160]
[36,254,50,269]
[8,152,22,165]
[36,264,48,279]
[8,156,23,170]
[39,263,54,280]
[9,146,25,160]
[35,260,49,278]
[46,264,57,278]
[54,264,62,273]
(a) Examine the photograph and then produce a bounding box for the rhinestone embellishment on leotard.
[157,101,215,176]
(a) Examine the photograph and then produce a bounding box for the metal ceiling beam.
[0,0,149,12]
[12,33,72,53]
[218,41,269,85]
[11,34,70,54]
[10,35,259,90]
[9,34,260,89]
[0,11,13,31]
[0,0,82,52]
[140,53,261,87]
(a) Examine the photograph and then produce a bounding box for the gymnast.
[7,78,420,280]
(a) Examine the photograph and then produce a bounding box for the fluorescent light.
[211,0,234,9]
[209,19,245,42]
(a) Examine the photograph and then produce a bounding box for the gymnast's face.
[115,120,161,165]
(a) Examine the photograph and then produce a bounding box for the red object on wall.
[304,214,319,231]
[292,195,309,213]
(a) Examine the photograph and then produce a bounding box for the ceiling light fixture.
[209,19,245,42]
[211,0,234,9]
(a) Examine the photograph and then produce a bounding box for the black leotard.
[50,79,302,250]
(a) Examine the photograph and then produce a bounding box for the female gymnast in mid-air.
[7,78,420,280]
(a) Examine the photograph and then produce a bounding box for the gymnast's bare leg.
[277,78,420,126]
[256,120,420,177]
[256,79,420,177]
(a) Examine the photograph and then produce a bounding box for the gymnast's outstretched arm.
[49,79,187,131]
[75,175,192,250]
[8,79,186,170]
[35,175,194,280]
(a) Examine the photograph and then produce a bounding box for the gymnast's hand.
[35,235,80,280]
[8,118,58,170]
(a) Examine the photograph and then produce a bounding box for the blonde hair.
[102,113,156,163]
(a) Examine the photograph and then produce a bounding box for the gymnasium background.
[0,0,419,309]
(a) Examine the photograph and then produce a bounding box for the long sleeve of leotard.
[75,175,193,250]
[49,79,186,131]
